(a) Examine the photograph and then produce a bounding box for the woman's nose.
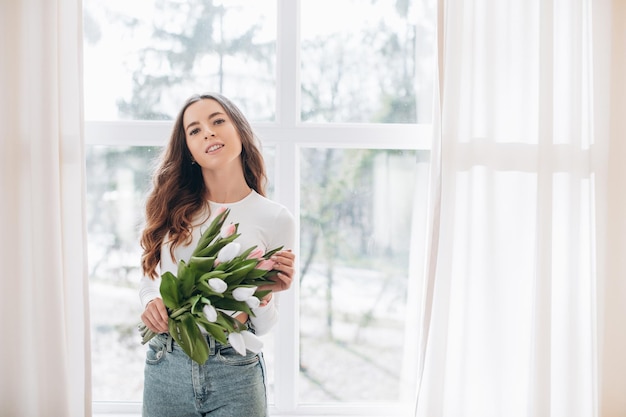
[204,127,215,138]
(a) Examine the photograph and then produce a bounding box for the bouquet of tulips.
[138,207,282,364]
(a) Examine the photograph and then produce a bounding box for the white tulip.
[217,242,241,263]
[245,296,261,309]
[232,286,257,301]
[208,278,227,293]
[241,330,263,353]
[202,304,218,322]
[228,332,246,356]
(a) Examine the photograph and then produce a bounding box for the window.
[84,0,435,415]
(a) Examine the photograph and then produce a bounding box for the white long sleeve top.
[139,190,295,336]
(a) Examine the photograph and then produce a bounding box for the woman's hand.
[260,250,296,294]
[141,297,169,334]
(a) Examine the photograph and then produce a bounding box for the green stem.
[170,304,191,319]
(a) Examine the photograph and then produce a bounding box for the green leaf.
[192,209,231,257]
[197,319,228,345]
[168,317,180,344]
[197,281,225,298]
[180,313,209,364]
[178,315,194,350]
[256,270,279,280]
[254,289,272,300]
[198,270,229,280]
[225,275,247,287]
[224,260,258,281]
[195,233,240,258]
[189,256,216,272]
[245,268,271,279]
[263,246,284,258]
[160,272,180,309]
[214,262,229,271]
[190,294,203,314]
[177,261,196,299]
[212,298,252,315]
[216,313,247,333]
[243,278,276,287]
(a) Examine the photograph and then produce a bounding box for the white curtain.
[0,1,91,416]
[416,0,626,416]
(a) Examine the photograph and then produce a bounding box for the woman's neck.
[202,170,251,204]
[206,185,252,204]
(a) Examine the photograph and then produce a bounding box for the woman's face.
[183,99,243,172]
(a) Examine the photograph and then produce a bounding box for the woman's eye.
[189,127,200,136]
[213,118,226,125]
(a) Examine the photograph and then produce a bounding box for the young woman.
[138,93,296,417]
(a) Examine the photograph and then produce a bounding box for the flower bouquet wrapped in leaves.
[138,207,282,364]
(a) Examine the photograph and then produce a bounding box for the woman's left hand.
[261,250,295,293]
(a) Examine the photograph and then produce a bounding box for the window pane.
[83,0,277,121]
[87,146,157,402]
[87,145,277,402]
[299,148,421,403]
[300,0,435,124]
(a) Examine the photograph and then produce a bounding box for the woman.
[138,93,296,417]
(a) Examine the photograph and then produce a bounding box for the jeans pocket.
[217,346,260,366]
[145,337,167,365]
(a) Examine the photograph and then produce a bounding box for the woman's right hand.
[141,298,169,334]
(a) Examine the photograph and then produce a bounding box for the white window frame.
[88,1,432,416]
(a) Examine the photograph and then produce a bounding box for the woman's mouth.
[205,144,224,153]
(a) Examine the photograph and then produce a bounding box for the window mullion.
[272,140,300,414]
[274,0,301,412]
[276,0,301,127]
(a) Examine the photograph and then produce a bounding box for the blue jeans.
[142,333,268,417]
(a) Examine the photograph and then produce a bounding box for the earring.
[191,159,196,165]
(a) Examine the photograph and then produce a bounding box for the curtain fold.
[0,1,91,416]
[599,1,626,415]
[415,0,626,416]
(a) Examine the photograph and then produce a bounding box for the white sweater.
[139,190,295,336]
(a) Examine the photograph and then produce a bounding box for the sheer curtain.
[415,0,626,416]
[0,1,91,416]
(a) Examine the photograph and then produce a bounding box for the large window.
[84,1,435,415]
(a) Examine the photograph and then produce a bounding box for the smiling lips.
[205,143,224,153]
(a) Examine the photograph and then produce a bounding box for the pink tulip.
[220,222,236,239]
[256,259,275,271]
[246,248,264,260]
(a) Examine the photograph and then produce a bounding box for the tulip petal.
[208,278,228,293]
[246,248,264,260]
[245,296,261,309]
[228,332,247,356]
[220,223,236,239]
[202,305,218,322]
[232,286,258,301]
[217,242,241,263]
[241,330,263,353]
[256,259,275,271]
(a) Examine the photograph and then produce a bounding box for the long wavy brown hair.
[140,93,267,279]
